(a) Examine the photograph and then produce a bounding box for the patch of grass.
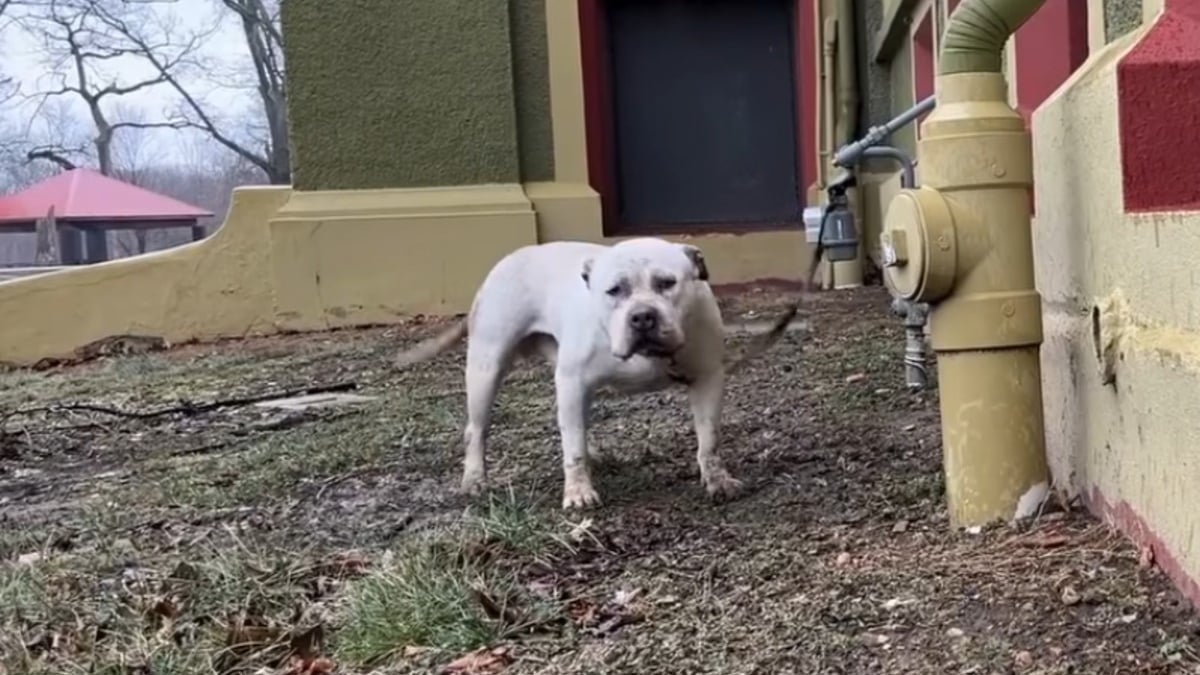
[466,484,569,558]
[336,531,507,663]
[336,490,566,666]
[0,533,340,675]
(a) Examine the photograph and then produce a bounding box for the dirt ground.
[1,285,1198,675]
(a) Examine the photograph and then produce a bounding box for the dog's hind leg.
[461,334,518,495]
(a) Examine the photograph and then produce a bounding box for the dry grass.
[0,286,1197,674]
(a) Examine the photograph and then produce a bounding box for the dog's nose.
[630,308,658,333]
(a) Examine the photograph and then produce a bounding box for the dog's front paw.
[703,470,744,502]
[562,479,602,510]
[460,468,487,496]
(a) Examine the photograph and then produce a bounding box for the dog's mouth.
[621,337,680,360]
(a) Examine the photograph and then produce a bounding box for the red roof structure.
[0,168,212,229]
[0,168,216,265]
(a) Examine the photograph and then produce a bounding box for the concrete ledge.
[0,186,289,366]
[269,184,538,331]
[0,178,813,367]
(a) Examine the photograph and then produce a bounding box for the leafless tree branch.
[26,145,80,170]
[84,0,289,183]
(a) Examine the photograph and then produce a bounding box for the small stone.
[16,551,42,565]
[892,520,909,534]
[965,525,983,535]
[903,424,917,432]
[835,552,852,566]
[860,632,889,646]
[1014,650,1034,668]
[1060,585,1081,606]
[1120,613,1138,623]
[946,627,965,638]
[845,373,867,383]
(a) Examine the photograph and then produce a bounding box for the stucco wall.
[510,0,555,182]
[283,0,522,190]
[1033,23,1200,605]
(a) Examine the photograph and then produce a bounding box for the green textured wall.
[283,0,521,191]
[1104,0,1143,43]
[888,39,917,158]
[857,0,893,130]
[509,0,555,182]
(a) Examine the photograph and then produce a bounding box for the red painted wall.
[912,9,936,139]
[1118,1,1200,212]
[1014,0,1090,122]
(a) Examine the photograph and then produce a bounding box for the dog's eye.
[606,285,623,297]
[655,277,677,292]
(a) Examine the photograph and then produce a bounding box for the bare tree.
[11,0,197,176]
[93,0,289,184]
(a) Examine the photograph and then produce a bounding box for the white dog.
[395,237,797,509]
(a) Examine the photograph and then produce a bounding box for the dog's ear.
[681,244,709,282]
[581,258,594,287]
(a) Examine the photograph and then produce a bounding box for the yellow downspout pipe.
[819,13,838,288]
[830,0,862,289]
[878,0,1050,527]
[820,13,836,187]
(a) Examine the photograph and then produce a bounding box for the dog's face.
[581,238,711,360]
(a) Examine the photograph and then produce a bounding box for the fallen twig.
[4,381,360,424]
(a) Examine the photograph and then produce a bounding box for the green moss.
[283,0,522,190]
[509,0,555,182]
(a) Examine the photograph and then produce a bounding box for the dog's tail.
[721,303,801,376]
[394,319,468,369]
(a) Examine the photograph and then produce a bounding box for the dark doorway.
[603,0,802,231]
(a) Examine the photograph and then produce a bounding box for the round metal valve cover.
[880,188,956,304]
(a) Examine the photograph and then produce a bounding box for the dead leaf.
[471,585,519,625]
[1138,545,1155,570]
[611,588,642,607]
[320,551,372,578]
[587,611,643,637]
[568,517,595,542]
[289,624,325,661]
[1060,585,1081,606]
[845,373,867,384]
[440,646,513,674]
[568,601,598,627]
[282,655,337,675]
[1017,534,1070,548]
[218,614,285,672]
[403,645,434,658]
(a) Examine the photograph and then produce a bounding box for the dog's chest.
[599,355,682,393]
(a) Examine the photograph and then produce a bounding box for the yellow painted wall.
[1032,17,1200,594]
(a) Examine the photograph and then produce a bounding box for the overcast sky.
[2,0,261,167]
